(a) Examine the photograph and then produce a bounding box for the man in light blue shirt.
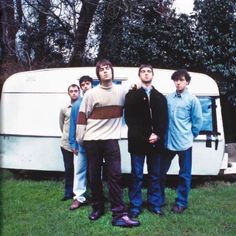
[160,69,203,213]
[68,76,93,210]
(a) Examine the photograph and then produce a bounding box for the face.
[80,81,92,93]
[98,65,113,83]
[139,67,153,84]
[68,86,80,101]
[174,76,189,93]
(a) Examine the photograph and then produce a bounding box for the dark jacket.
[124,86,168,154]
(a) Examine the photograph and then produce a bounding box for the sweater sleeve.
[59,108,64,132]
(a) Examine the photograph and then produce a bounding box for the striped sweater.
[76,83,126,143]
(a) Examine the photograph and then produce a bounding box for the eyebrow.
[81,81,90,84]
[99,65,109,70]
[141,69,152,72]
[174,78,186,81]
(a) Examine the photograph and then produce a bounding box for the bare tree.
[97,0,125,61]
[0,0,22,61]
[70,0,99,66]
[34,0,51,62]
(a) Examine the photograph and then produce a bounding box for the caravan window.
[198,96,219,134]
[93,79,123,87]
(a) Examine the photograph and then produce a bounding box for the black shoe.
[89,209,104,221]
[61,196,73,201]
[148,208,165,217]
[112,215,140,227]
[171,204,186,214]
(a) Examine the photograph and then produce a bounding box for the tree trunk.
[34,0,50,63]
[97,0,124,62]
[0,0,19,61]
[70,0,99,66]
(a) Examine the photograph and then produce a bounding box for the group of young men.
[59,59,203,227]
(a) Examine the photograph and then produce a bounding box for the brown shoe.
[69,199,81,210]
[171,204,186,214]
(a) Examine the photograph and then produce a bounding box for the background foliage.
[0,0,235,141]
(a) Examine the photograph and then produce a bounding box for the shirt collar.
[142,85,153,93]
[68,98,79,108]
[100,83,113,89]
[174,88,188,98]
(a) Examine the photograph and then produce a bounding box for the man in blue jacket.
[68,75,93,210]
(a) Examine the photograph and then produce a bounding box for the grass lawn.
[1,170,236,236]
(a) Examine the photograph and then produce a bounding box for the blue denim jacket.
[69,97,85,153]
[165,89,203,151]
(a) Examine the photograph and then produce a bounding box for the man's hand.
[72,149,78,155]
[130,82,142,90]
[148,133,160,144]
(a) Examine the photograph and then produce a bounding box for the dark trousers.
[84,140,127,219]
[129,153,162,213]
[61,147,74,198]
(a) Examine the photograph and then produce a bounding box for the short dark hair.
[96,59,114,80]
[138,64,154,76]
[171,69,191,82]
[68,84,80,92]
[79,75,93,86]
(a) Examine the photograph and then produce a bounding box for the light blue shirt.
[165,88,203,151]
[142,86,152,97]
[69,97,85,153]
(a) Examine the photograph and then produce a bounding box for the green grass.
[1,170,236,236]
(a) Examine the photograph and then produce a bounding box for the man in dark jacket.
[124,64,168,218]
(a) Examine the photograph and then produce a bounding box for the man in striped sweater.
[77,59,140,227]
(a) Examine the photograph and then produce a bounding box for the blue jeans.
[129,153,162,213]
[61,147,74,198]
[160,148,192,208]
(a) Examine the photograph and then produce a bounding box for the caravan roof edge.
[2,67,219,96]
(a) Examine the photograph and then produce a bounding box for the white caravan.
[1,67,235,175]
